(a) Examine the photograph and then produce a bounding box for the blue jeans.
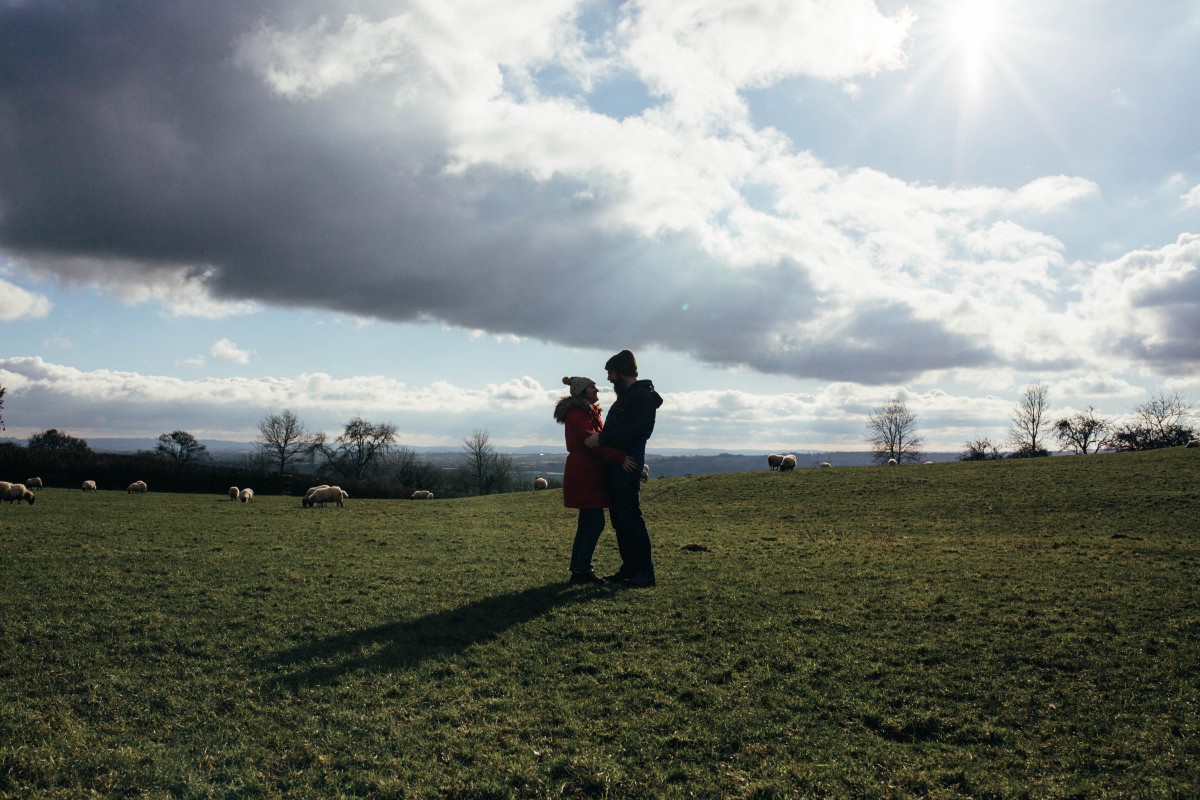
[569,508,606,574]
[607,467,654,576]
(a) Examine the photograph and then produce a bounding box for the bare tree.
[1112,389,1195,450]
[864,398,925,465]
[256,409,320,477]
[1008,383,1051,457]
[319,416,397,480]
[960,438,1004,461]
[1053,407,1112,454]
[0,384,6,430]
[155,430,209,464]
[459,428,517,495]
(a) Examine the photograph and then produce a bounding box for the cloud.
[1182,183,1200,209]
[0,276,51,320]
[210,338,251,364]
[1077,234,1200,370]
[0,1,1160,387]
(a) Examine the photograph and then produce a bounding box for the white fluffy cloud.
[0,276,51,320]
[210,339,251,364]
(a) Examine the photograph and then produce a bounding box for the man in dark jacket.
[586,349,663,587]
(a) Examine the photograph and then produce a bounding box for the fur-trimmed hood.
[554,396,599,424]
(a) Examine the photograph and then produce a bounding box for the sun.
[943,0,1000,57]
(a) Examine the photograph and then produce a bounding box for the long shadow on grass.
[262,582,597,688]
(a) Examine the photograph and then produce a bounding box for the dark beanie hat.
[604,349,638,377]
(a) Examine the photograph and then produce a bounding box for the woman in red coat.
[555,376,635,583]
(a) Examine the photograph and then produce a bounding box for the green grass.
[2,450,1198,799]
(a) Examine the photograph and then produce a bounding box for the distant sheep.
[1186,440,1199,448]
[767,454,784,470]
[924,461,934,465]
[81,480,97,491]
[228,486,239,501]
[641,463,650,482]
[819,462,832,469]
[239,488,255,503]
[4,483,35,505]
[886,458,898,466]
[127,480,148,494]
[307,485,346,507]
[26,477,43,491]
[779,455,797,472]
[411,490,434,500]
[533,477,549,490]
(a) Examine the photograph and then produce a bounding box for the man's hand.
[622,456,637,472]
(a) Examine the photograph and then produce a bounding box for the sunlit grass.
[2,449,1198,798]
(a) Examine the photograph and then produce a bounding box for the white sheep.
[26,477,43,491]
[127,480,148,494]
[1186,439,1199,448]
[641,463,650,482]
[533,477,549,490]
[779,454,797,472]
[301,485,330,507]
[307,485,346,507]
[924,461,934,465]
[81,480,97,491]
[767,454,784,470]
[411,490,434,500]
[239,488,255,503]
[886,458,898,466]
[0,480,10,495]
[228,486,240,501]
[4,483,35,505]
[819,462,832,469]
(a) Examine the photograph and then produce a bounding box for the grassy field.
[1,449,1198,799]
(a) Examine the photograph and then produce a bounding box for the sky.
[1,0,1199,454]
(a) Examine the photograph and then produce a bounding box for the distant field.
[1,450,1198,799]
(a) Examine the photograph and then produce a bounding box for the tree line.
[2,406,526,499]
[866,386,1196,464]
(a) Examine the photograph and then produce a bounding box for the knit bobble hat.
[604,349,638,377]
[563,375,595,398]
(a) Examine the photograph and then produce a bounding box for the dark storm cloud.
[0,1,996,385]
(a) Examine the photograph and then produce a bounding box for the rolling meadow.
[1,449,1198,799]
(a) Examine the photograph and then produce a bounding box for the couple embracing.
[553,349,663,588]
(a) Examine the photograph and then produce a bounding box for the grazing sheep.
[239,488,255,503]
[533,477,549,490]
[886,458,898,466]
[1186,439,1199,448]
[411,490,434,500]
[0,480,10,495]
[641,463,651,482]
[819,462,832,469]
[924,461,934,465]
[779,454,797,472]
[26,477,43,491]
[767,454,784,470]
[81,480,97,491]
[228,486,239,501]
[4,483,35,505]
[301,484,330,508]
[307,485,346,507]
[127,480,148,494]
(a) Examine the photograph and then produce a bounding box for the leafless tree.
[318,416,397,481]
[256,409,321,477]
[1008,383,1051,457]
[865,398,925,465]
[0,384,6,430]
[155,430,209,464]
[1112,389,1195,450]
[459,428,517,495]
[960,438,1004,461]
[1053,406,1112,454]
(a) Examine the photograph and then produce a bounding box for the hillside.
[1,448,1197,798]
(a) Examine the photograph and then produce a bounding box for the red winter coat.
[560,402,627,509]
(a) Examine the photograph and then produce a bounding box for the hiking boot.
[621,572,656,588]
[569,571,606,585]
[603,569,632,583]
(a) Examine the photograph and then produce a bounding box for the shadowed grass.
[1,449,1198,798]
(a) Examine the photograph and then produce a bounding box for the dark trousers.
[608,467,654,576]
[569,508,606,574]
